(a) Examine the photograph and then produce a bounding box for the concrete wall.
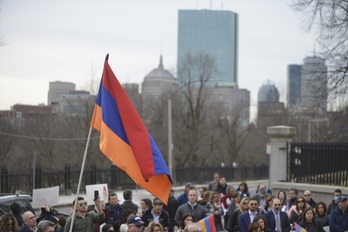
[272,181,348,206]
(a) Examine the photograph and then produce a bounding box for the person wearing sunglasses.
[64,196,105,232]
[205,192,223,231]
[303,190,316,209]
[265,198,290,232]
[239,196,263,232]
[228,197,249,232]
[287,197,307,225]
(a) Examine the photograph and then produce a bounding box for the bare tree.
[174,52,218,166]
[291,0,348,97]
[216,110,249,166]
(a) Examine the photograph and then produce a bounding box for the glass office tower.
[177,9,238,86]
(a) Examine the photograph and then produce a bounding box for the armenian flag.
[198,215,216,232]
[295,223,306,232]
[91,54,172,204]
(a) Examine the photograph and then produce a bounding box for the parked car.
[0,194,70,219]
[0,194,34,215]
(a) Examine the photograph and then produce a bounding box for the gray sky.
[0,0,315,116]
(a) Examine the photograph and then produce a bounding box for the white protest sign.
[85,183,108,205]
[32,186,59,208]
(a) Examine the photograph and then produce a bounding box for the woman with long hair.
[298,207,325,232]
[253,215,270,232]
[314,202,329,227]
[0,214,19,232]
[179,213,193,231]
[287,197,307,224]
[205,191,223,231]
[236,182,250,198]
[198,191,211,208]
[277,190,287,210]
[228,197,249,232]
[263,195,275,212]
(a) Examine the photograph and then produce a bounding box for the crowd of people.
[0,173,347,232]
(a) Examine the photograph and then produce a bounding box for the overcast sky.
[0,0,316,116]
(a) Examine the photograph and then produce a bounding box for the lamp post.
[168,96,173,183]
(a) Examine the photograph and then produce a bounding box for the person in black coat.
[163,189,178,232]
[298,207,325,232]
[10,202,24,227]
[104,193,125,232]
[141,198,170,231]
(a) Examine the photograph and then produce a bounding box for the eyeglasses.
[79,202,87,206]
[297,200,304,203]
[274,204,281,206]
[243,202,249,205]
[250,203,258,206]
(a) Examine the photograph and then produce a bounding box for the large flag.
[91,54,172,204]
[198,215,216,232]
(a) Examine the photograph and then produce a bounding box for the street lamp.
[168,96,173,183]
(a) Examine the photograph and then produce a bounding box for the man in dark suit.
[238,196,263,232]
[265,198,290,232]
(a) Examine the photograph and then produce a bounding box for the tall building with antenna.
[177,9,238,86]
[287,55,328,113]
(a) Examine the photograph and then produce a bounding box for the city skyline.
[0,0,316,115]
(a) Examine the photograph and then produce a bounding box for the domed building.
[141,55,179,103]
[257,80,285,123]
[258,80,280,103]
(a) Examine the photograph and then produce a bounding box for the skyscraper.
[301,56,327,112]
[287,65,301,110]
[287,56,327,113]
[177,9,238,86]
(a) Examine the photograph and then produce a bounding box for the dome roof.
[144,55,176,80]
[258,80,280,103]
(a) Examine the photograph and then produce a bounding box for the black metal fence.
[288,142,348,187]
[0,164,269,194]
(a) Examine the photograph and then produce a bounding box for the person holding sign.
[64,196,105,232]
